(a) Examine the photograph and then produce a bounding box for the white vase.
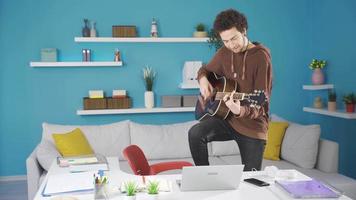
[145,91,154,108]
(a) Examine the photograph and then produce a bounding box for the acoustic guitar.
[195,72,267,121]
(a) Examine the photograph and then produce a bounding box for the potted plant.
[143,66,156,108]
[328,90,337,111]
[207,29,223,51]
[124,181,138,200]
[193,23,208,38]
[343,93,355,113]
[146,180,160,200]
[309,59,327,85]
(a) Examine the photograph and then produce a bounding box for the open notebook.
[275,179,342,199]
[42,171,93,196]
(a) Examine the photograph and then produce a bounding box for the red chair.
[123,144,193,175]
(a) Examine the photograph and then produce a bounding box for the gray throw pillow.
[36,140,60,171]
[281,123,321,169]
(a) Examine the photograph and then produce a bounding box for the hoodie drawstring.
[231,50,248,80]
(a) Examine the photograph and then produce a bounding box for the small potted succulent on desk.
[328,90,337,111]
[343,93,355,113]
[124,181,138,200]
[146,180,160,200]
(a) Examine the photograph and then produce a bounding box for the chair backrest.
[123,144,151,175]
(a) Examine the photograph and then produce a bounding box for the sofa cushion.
[263,122,289,161]
[119,157,225,175]
[270,114,289,122]
[36,140,61,171]
[262,158,305,170]
[211,140,240,156]
[217,155,243,165]
[52,128,94,157]
[130,120,198,160]
[281,123,320,169]
[39,120,130,169]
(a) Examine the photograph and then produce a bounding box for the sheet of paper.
[43,171,94,195]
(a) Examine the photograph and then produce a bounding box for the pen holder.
[94,183,108,200]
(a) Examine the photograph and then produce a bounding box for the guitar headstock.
[245,90,267,108]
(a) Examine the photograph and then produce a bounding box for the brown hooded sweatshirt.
[197,43,272,140]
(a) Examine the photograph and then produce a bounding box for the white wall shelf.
[30,61,123,67]
[303,107,356,119]
[302,84,334,90]
[77,107,195,115]
[179,83,199,89]
[74,37,209,43]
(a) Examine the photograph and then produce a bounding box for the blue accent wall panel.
[309,0,356,179]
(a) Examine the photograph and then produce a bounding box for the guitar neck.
[215,92,245,100]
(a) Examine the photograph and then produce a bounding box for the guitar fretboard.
[215,92,245,100]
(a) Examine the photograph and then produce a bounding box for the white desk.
[34,157,351,200]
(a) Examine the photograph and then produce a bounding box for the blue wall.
[307,0,356,178]
[0,0,354,179]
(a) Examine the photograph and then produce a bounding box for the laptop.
[178,165,244,191]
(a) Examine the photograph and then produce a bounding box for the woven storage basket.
[83,97,107,110]
[112,26,137,37]
[107,97,131,109]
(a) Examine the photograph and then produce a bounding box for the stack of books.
[57,154,108,172]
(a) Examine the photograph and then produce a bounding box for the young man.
[188,9,272,171]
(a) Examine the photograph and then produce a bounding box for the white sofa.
[26,117,356,200]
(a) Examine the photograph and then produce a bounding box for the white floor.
[0,180,27,200]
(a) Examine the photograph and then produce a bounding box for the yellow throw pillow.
[52,128,94,157]
[263,122,289,161]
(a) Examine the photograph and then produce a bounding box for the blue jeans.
[188,117,266,171]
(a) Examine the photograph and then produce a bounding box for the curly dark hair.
[213,9,248,34]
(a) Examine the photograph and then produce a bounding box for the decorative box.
[83,97,107,110]
[112,26,137,37]
[182,95,198,107]
[107,97,131,109]
[89,90,104,99]
[41,48,57,62]
[112,90,127,98]
[161,95,182,107]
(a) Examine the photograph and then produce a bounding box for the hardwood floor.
[0,180,27,200]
